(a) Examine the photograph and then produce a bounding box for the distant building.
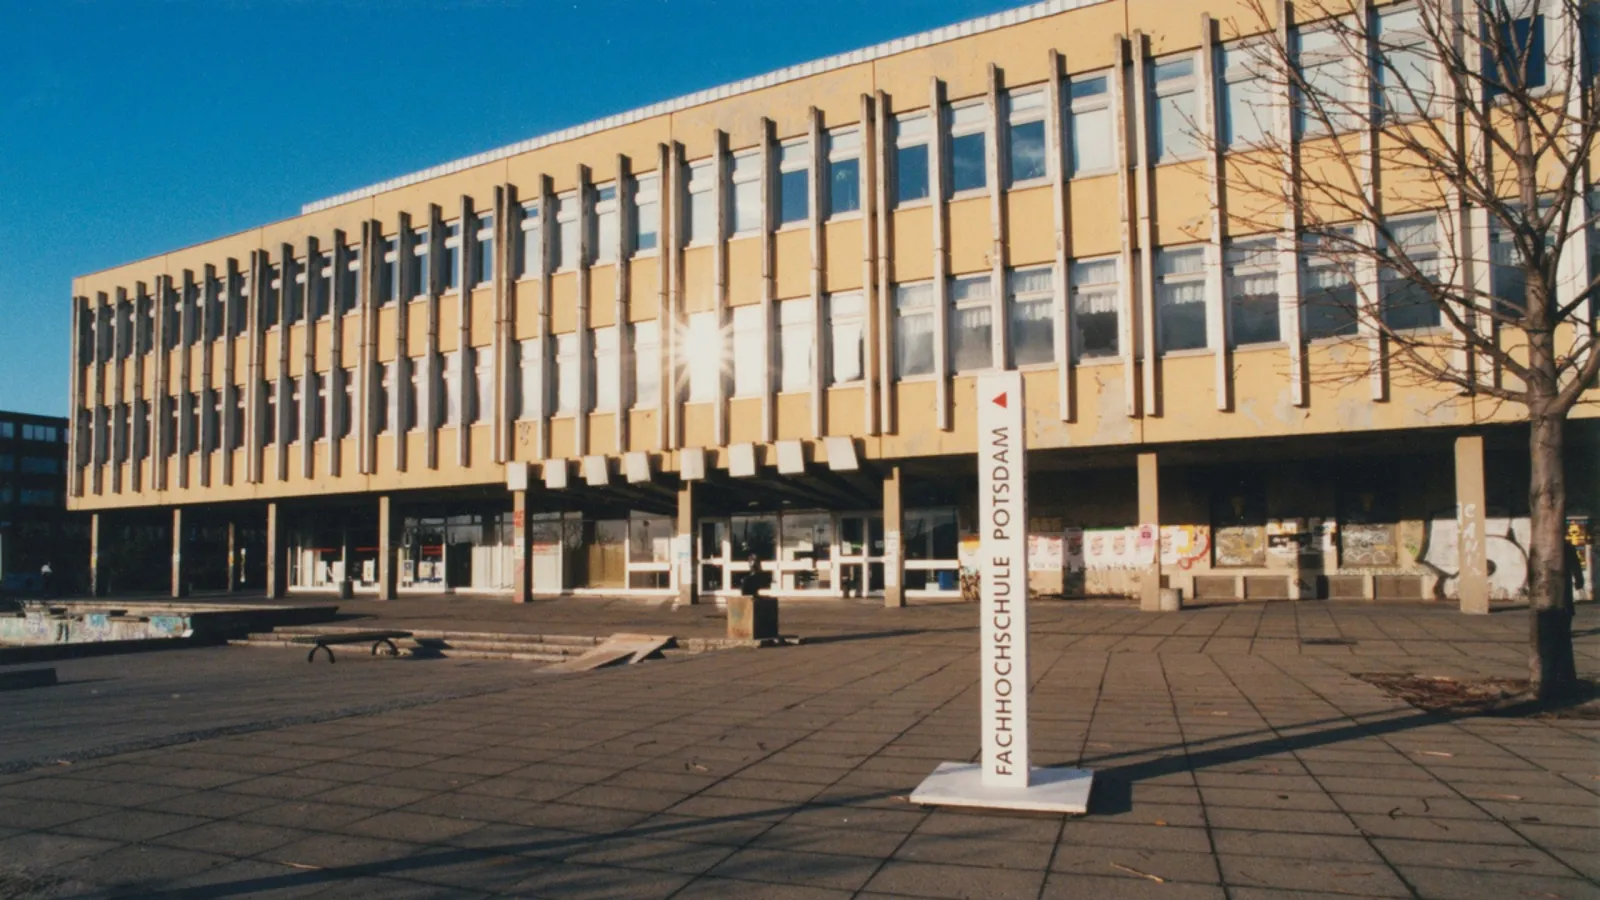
[0,411,84,592]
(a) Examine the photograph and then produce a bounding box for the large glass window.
[730,150,763,235]
[1150,54,1199,162]
[631,173,659,253]
[948,100,989,194]
[473,213,494,286]
[1156,247,1208,352]
[472,349,491,425]
[1381,214,1442,330]
[1297,26,1357,136]
[591,326,619,411]
[340,244,360,313]
[1068,72,1115,176]
[1071,257,1121,359]
[1487,0,1549,95]
[1219,41,1272,149]
[685,159,715,245]
[632,320,660,408]
[1378,6,1434,120]
[1006,88,1048,185]
[895,282,935,377]
[408,228,429,300]
[441,220,461,292]
[553,193,579,271]
[405,357,422,431]
[686,312,721,402]
[779,299,812,392]
[730,515,778,562]
[894,113,931,207]
[1008,265,1056,366]
[827,291,864,385]
[778,140,810,226]
[285,258,304,325]
[593,183,619,264]
[732,305,765,397]
[1302,231,1360,340]
[949,274,994,372]
[439,351,460,427]
[1226,238,1281,345]
[554,332,580,414]
[381,236,399,304]
[516,339,541,420]
[826,128,861,217]
[517,202,541,278]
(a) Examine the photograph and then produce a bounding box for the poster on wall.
[1028,534,1064,571]
[362,560,376,583]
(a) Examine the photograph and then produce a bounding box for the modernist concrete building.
[68,0,1598,610]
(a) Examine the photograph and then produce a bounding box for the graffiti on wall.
[1215,526,1267,567]
[1161,525,1211,569]
[1417,509,1531,599]
[1342,523,1399,567]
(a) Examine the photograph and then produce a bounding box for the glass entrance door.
[838,514,885,597]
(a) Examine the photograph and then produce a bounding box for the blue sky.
[0,0,1025,417]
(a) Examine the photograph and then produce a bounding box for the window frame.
[591,326,620,412]
[593,182,620,265]
[1007,265,1057,367]
[1070,255,1123,361]
[729,149,764,238]
[826,291,865,385]
[776,138,811,229]
[1155,245,1210,353]
[631,172,660,256]
[517,202,542,280]
[472,212,495,287]
[1004,87,1050,187]
[1150,52,1202,163]
[825,127,862,220]
[946,98,991,197]
[553,191,579,272]
[631,320,661,409]
[731,304,766,398]
[893,112,933,209]
[685,159,716,246]
[777,298,813,393]
[948,273,996,373]
[894,281,937,379]
[1225,237,1282,347]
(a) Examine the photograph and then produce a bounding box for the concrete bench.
[291,630,412,663]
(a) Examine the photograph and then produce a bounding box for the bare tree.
[1212,0,1598,696]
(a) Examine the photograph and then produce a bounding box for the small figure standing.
[39,561,53,598]
[742,554,765,598]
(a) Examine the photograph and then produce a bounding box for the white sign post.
[909,371,1093,814]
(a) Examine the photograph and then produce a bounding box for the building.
[67,0,1598,610]
[0,411,86,593]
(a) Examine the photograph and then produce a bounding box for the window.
[473,213,494,286]
[0,453,10,470]
[340,245,359,313]
[438,352,459,427]
[1378,6,1434,120]
[1008,266,1056,366]
[21,423,58,442]
[470,347,489,422]
[686,312,721,402]
[204,391,221,452]
[228,389,243,449]
[895,282,936,377]
[554,333,579,414]
[138,295,154,354]
[631,173,659,253]
[732,305,765,397]
[1487,0,1548,95]
[338,367,353,439]
[1219,42,1272,149]
[409,228,429,299]
[632,321,660,408]
[1150,55,1199,162]
[1068,72,1114,176]
[778,299,812,392]
[316,254,335,319]
[1156,247,1208,352]
[594,183,619,264]
[308,374,325,442]
[381,236,399,305]
[1071,257,1121,359]
[517,203,541,278]
[1297,26,1357,136]
[406,358,421,431]
[206,274,225,339]
[262,381,277,444]
[20,489,53,507]
[730,150,763,235]
[894,113,931,207]
[1226,239,1281,345]
[287,258,306,325]
[441,221,461,291]
[263,265,281,329]
[1490,197,1554,319]
[21,456,58,474]
[827,291,864,385]
[777,140,810,226]
[592,326,619,411]
[685,160,716,245]
[553,193,578,271]
[286,377,302,443]
[1006,89,1048,185]
[948,100,989,194]
[1381,214,1442,330]
[1302,231,1360,340]
[826,128,861,217]
[516,339,541,420]
[949,274,995,372]
[376,362,393,434]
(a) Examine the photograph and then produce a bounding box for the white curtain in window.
[778,300,812,392]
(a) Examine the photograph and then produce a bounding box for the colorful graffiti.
[1418,509,1531,600]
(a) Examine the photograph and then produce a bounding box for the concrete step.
[227,628,688,665]
[260,625,606,647]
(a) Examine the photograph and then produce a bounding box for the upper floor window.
[591,326,619,411]
[826,128,861,217]
[1302,229,1360,340]
[894,113,932,207]
[1071,257,1121,359]
[1150,54,1200,162]
[732,305,765,397]
[1008,265,1056,366]
[311,253,332,319]
[730,150,763,236]
[441,220,462,291]
[1378,6,1434,120]
[340,244,360,313]
[1486,0,1549,96]
[554,333,579,414]
[514,340,539,421]
[408,228,430,300]
[473,213,494,286]
[553,192,579,271]
[778,140,811,226]
[827,291,864,385]
[631,173,660,253]
[686,312,721,402]
[1156,246,1208,352]
[593,183,619,264]
[895,282,935,377]
[685,159,715,245]
[1006,88,1048,185]
[287,257,307,324]
[778,299,813,392]
[381,236,399,305]
[1226,238,1280,345]
[1296,25,1357,136]
[1381,214,1442,330]
[632,320,660,408]
[262,266,281,329]
[947,100,989,194]
[517,203,541,278]
[949,273,994,372]
[1069,72,1115,176]
[1219,41,1272,149]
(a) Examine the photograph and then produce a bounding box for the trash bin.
[1158,587,1182,611]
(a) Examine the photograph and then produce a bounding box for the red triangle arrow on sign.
[992,392,1008,408]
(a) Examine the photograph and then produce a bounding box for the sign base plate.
[909,762,1094,815]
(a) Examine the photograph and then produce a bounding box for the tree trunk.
[1527,412,1577,697]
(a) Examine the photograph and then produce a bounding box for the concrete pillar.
[89,512,105,597]
[1455,435,1490,614]
[171,507,189,599]
[225,520,238,592]
[266,502,287,599]
[676,481,698,606]
[512,489,532,603]
[377,494,398,601]
[1138,452,1162,611]
[883,464,905,608]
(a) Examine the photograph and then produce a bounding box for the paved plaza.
[0,599,1596,899]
